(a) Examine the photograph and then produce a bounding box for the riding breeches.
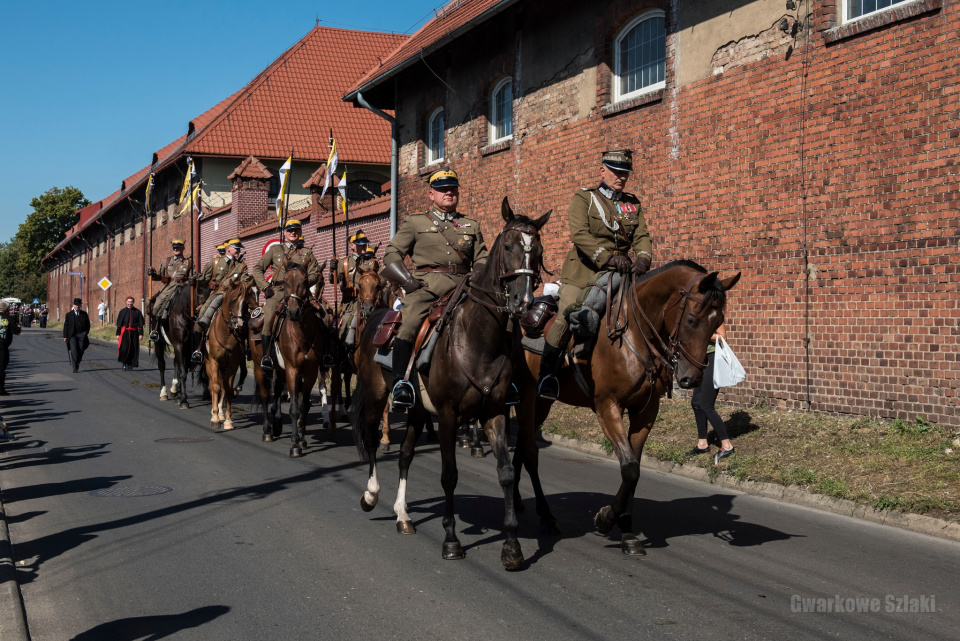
[544,283,583,349]
[259,293,282,339]
[153,283,179,318]
[338,299,358,340]
[396,281,455,343]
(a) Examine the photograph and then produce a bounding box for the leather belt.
[611,250,627,256]
[416,264,470,275]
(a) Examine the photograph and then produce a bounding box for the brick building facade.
[346,0,959,426]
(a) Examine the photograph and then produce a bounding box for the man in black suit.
[63,298,91,373]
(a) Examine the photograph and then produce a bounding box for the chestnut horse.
[513,260,741,555]
[204,277,257,430]
[353,198,550,570]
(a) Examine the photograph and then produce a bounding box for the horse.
[512,260,741,555]
[204,277,257,430]
[262,261,327,457]
[152,282,199,409]
[353,197,551,570]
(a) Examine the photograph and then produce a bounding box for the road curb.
[539,431,960,544]
[0,493,30,641]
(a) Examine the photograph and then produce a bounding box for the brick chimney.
[228,156,272,229]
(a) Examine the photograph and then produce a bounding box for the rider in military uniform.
[381,168,488,409]
[192,238,253,364]
[252,219,320,371]
[330,229,370,349]
[199,243,227,289]
[148,239,193,342]
[537,149,653,399]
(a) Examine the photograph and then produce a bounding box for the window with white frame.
[427,108,444,164]
[614,11,666,102]
[844,0,910,22]
[490,78,513,143]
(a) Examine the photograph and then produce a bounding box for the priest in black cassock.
[116,296,144,370]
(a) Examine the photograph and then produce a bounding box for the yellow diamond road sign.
[98,277,113,291]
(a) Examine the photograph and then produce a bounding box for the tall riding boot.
[260,336,274,371]
[391,338,415,410]
[537,342,565,400]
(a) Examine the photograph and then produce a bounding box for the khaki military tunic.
[330,255,362,340]
[383,208,488,342]
[200,255,228,288]
[546,186,652,347]
[252,242,320,337]
[198,257,253,317]
[150,255,193,317]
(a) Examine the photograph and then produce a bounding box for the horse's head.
[219,278,250,332]
[282,260,309,322]
[655,265,741,389]
[357,270,383,321]
[481,197,552,317]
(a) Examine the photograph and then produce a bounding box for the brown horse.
[353,197,551,570]
[513,260,741,555]
[265,261,326,457]
[204,277,257,430]
[152,283,200,409]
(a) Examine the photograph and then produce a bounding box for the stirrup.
[191,350,204,366]
[149,330,159,342]
[322,354,335,369]
[391,380,416,410]
[260,356,274,371]
[537,375,560,401]
[505,383,520,406]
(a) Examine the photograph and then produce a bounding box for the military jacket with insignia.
[561,187,652,288]
[383,209,488,282]
[330,255,362,298]
[201,256,230,288]
[253,242,319,294]
[214,257,252,289]
[157,255,192,282]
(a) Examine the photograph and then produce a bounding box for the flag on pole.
[179,183,201,219]
[320,139,338,198]
[337,169,348,219]
[144,173,154,214]
[276,155,292,221]
[178,158,195,206]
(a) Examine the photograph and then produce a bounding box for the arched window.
[427,108,444,164]
[614,11,666,102]
[490,78,513,143]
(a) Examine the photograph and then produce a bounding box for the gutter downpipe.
[355,90,398,237]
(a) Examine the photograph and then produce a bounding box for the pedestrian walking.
[686,322,736,460]
[98,300,107,328]
[63,298,91,373]
[116,296,145,370]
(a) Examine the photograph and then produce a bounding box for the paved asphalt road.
[0,328,957,640]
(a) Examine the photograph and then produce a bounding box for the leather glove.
[605,254,632,274]
[263,285,275,298]
[632,256,651,276]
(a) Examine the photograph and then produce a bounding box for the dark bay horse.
[205,277,257,430]
[513,260,741,555]
[354,198,550,570]
[152,283,199,409]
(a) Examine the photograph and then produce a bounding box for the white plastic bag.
[713,336,745,389]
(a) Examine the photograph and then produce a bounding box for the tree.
[18,186,89,275]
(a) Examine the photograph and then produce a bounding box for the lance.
[328,129,339,318]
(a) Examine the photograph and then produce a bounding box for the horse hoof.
[378,442,391,454]
[211,421,221,429]
[179,402,190,410]
[396,521,416,535]
[299,440,308,450]
[501,543,524,571]
[289,447,303,458]
[441,541,465,560]
[594,506,616,535]
[540,519,562,536]
[457,436,472,448]
[621,537,646,556]
[262,434,274,443]
[222,421,235,431]
[360,494,377,512]
[470,446,486,458]
[159,394,168,401]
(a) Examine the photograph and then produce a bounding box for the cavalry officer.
[537,149,653,400]
[381,168,488,409]
[147,239,193,342]
[252,220,320,371]
[330,229,370,348]
[193,238,253,364]
[199,243,227,290]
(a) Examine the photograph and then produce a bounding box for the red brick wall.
[389,0,960,426]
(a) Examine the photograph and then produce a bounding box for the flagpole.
[188,158,196,315]
[328,129,339,319]
[343,164,350,242]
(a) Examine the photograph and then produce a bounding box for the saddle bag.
[520,296,558,338]
[372,309,402,348]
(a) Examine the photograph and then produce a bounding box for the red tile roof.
[345,0,516,99]
[185,26,407,164]
[229,156,273,180]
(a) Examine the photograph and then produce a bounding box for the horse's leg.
[592,399,645,556]
[483,410,523,570]
[470,417,486,458]
[174,347,189,410]
[271,372,284,438]
[299,366,318,450]
[340,368,351,422]
[393,408,427,534]
[317,371,332,433]
[234,362,247,397]
[288,366,303,458]
[437,407,464,560]
[512,391,560,533]
[222,368,237,431]
[359,375,389,513]
[378,402,391,453]
[157,344,168,401]
[621,403,658,555]
[206,359,222,428]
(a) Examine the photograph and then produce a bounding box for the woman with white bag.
[686,323,737,461]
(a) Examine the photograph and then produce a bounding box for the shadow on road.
[2,475,133,504]
[69,605,231,641]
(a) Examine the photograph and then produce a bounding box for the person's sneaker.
[714,447,735,463]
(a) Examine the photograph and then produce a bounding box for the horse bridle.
[468,227,542,316]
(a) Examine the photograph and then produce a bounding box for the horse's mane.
[638,259,726,307]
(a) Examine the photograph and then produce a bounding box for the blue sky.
[0,0,437,243]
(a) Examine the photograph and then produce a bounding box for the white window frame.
[614,10,666,103]
[490,77,513,143]
[842,0,911,23]
[427,107,444,164]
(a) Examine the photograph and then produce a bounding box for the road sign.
[98,277,113,291]
[33,298,39,304]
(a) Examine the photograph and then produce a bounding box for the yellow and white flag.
[144,173,154,214]
[276,155,292,220]
[178,158,195,207]
[179,183,201,219]
[337,169,347,218]
[320,139,338,198]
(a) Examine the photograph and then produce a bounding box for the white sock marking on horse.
[170,378,179,394]
[363,466,380,508]
[394,478,410,524]
[160,386,168,400]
